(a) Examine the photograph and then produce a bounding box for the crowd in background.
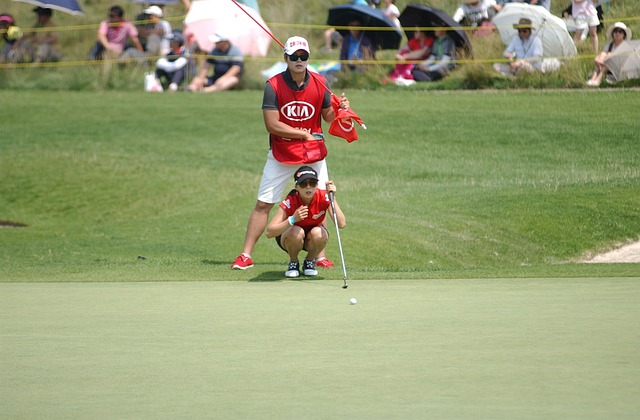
[1,0,637,89]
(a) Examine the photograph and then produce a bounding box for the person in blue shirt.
[339,19,376,71]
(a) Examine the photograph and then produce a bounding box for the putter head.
[342,284,348,289]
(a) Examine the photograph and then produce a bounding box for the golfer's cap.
[294,166,318,185]
[284,36,310,55]
[209,33,230,43]
[144,5,163,17]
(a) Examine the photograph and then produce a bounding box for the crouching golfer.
[266,166,346,278]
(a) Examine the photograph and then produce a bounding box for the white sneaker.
[285,261,300,278]
[169,83,178,92]
[394,77,416,87]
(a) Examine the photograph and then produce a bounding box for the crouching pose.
[266,166,346,278]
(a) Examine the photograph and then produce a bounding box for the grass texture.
[1,89,639,282]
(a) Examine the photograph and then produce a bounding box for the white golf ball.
[350,298,357,305]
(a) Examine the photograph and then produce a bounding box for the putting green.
[1,279,639,418]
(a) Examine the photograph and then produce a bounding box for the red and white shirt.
[280,189,330,230]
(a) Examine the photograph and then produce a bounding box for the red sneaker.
[231,254,253,270]
[315,257,334,268]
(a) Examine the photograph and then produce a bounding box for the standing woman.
[587,22,632,86]
[571,0,600,54]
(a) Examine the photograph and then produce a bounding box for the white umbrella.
[184,0,271,57]
[493,3,577,58]
[605,40,640,82]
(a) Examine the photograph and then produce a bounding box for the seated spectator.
[587,21,631,86]
[389,29,434,83]
[142,5,171,57]
[492,18,543,76]
[155,31,190,92]
[340,19,376,71]
[564,0,599,54]
[323,0,370,52]
[187,34,243,92]
[88,5,144,61]
[410,29,457,83]
[453,0,502,27]
[23,7,60,63]
[1,14,25,63]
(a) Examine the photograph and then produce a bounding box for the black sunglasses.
[297,180,317,188]
[287,53,309,62]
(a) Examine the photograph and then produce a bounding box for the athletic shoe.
[303,259,318,276]
[285,261,300,278]
[231,254,253,270]
[315,257,334,268]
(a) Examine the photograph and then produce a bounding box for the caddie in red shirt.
[266,166,346,278]
[231,36,351,271]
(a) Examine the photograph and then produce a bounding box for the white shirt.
[504,34,544,68]
[453,0,498,24]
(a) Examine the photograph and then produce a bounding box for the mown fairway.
[1,90,639,418]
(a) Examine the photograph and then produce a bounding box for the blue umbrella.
[327,4,403,50]
[11,0,83,16]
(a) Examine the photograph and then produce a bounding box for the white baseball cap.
[144,5,163,17]
[209,33,230,43]
[284,36,310,55]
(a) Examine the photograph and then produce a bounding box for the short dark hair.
[109,6,124,18]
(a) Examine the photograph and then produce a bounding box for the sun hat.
[606,22,632,40]
[144,5,163,17]
[284,36,310,55]
[208,33,230,43]
[513,18,534,30]
[294,166,318,185]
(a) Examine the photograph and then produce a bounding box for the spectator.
[410,29,457,83]
[389,29,434,83]
[339,19,376,71]
[323,0,370,52]
[142,5,171,57]
[453,0,502,27]
[187,33,243,92]
[382,0,401,30]
[0,14,25,63]
[266,167,346,278]
[24,7,60,63]
[89,5,144,60]
[230,36,351,271]
[565,0,600,54]
[497,0,550,8]
[587,21,632,86]
[492,18,543,76]
[155,31,189,92]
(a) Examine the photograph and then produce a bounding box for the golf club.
[328,191,348,289]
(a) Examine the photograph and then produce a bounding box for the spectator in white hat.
[587,21,632,86]
[143,5,172,57]
[187,33,243,92]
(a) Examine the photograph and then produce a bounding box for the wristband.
[288,216,296,226]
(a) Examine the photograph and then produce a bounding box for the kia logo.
[281,101,315,122]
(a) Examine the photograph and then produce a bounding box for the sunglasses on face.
[518,28,530,33]
[297,180,318,188]
[287,53,309,62]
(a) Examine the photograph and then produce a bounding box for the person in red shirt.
[230,36,351,271]
[266,166,346,278]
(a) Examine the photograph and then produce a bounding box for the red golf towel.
[328,94,366,143]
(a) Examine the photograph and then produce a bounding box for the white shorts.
[257,150,329,204]
[574,14,600,30]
